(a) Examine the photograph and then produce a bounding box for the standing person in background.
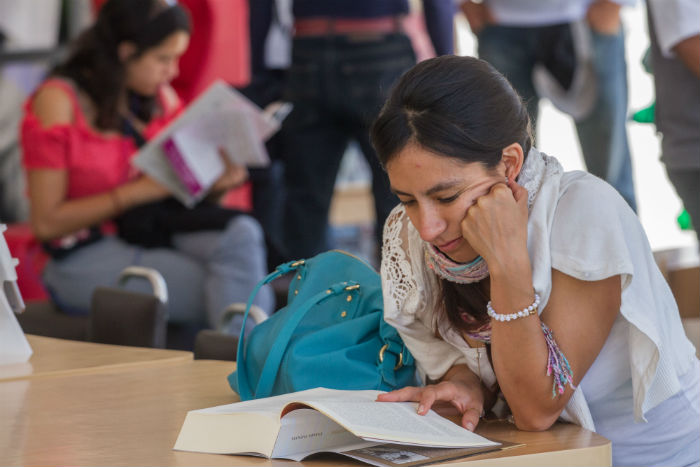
[21,0,273,334]
[646,0,699,243]
[460,0,638,212]
[280,0,455,262]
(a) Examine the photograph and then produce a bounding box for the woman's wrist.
[485,247,531,279]
[108,187,124,216]
[120,176,170,209]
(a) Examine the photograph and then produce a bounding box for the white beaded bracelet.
[486,293,541,322]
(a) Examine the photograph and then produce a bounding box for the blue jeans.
[43,216,273,333]
[281,33,416,259]
[478,24,637,212]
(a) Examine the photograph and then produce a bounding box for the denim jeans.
[281,33,416,260]
[478,24,637,212]
[44,215,273,333]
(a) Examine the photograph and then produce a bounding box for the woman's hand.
[459,179,529,274]
[131,175,172,200]
[376,366,489,431]
[209,148,249,196]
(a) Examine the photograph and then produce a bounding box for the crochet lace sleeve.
[380,206,421,326]
[380,206,469,381]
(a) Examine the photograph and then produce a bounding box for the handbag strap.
[253,281,355,398]
[235,259,306,400]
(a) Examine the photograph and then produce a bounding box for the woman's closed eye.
[437,192,462,204]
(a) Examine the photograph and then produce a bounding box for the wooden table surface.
[0,335,192,382]
[0,358,611,466]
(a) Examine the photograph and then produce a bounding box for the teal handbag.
[229,250,416,400]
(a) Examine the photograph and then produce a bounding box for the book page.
[191,388,368,417]
[193,390,316,417]
[302,400,499,448]
[272,408,377,460]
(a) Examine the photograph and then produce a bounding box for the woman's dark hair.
[52,0,190,130]
[370,55,533,335]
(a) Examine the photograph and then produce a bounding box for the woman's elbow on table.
[512,406,561,432]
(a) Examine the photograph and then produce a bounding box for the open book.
[132,80,291,207]
[174,388,502,465]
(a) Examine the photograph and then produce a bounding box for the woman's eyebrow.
[425,181,463,196]
[391,180,464,197]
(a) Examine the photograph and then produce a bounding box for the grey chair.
[15,301,89,341]
[193,303,267,361]
[17,266,169,348]
[88,266,168,348]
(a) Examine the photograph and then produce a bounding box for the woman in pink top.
[21,0,273,331]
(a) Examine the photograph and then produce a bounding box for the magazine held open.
[132,81,289,207]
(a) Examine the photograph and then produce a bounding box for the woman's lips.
[437,237,462,253]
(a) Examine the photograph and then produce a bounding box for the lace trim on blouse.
[381,207,418,322]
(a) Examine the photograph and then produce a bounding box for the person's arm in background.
[648,0,700,78]
[422,0,455,55]
[585,0,625,35]
[459,1,493,35]
[672,35,700,78]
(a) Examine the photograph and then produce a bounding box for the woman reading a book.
[20,0,273,331]
[372,55,699,466]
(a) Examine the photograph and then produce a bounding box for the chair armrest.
[118,266,168,304]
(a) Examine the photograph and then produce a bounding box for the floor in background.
[328,222,378,270]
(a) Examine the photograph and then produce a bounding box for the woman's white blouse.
[380,155,697,432]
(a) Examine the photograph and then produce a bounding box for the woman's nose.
[167,60,180,80]
[415,207,446,243]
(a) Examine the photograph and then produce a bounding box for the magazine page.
[132,81,280,207]
[337,441,516,467]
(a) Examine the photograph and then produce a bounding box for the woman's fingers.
[417,387,438,415]
[377,385,451,416]
[211,148,248,192]
[378,383,484,431]
[218,147,234,167]
[460,407,482,431]
[376,386,423,402]
[507,178,529,204]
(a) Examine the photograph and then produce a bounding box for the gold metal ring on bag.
[378,344,403,370]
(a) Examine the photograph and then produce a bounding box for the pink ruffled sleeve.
[20,110,73,170]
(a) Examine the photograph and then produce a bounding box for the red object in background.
[171,0,251,103]
[91,0,106,13]
[4,223,50,302]
[220,181,253,213]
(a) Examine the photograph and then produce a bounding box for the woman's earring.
[505,176,509,183]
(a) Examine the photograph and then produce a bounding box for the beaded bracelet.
[486,293,541,322]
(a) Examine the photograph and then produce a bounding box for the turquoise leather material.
[229,250,416,400]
